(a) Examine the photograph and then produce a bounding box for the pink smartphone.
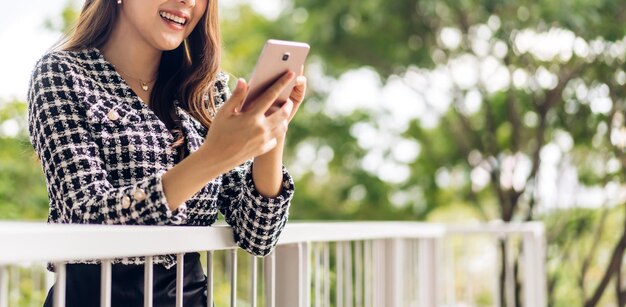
[241,39,310,111]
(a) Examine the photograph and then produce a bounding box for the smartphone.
[240,39,310,111]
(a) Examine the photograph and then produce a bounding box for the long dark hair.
[53,0,221,150]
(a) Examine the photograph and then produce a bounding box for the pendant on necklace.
[141,82,149,91]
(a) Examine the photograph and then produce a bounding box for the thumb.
[222,78,248,113]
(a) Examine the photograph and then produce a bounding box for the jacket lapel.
[175,102,207,154]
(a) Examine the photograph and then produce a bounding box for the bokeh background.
[3,0,626,306]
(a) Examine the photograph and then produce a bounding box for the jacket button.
[107,110,120,121]
[122,196,131,209]
[133,188,146,201]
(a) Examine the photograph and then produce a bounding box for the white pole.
[354,241,363,307]
[53,263,65,307]
[176,254,185,307]
[144,256,153,307]
[336,242,343,307]
[363,241,371,307]
[206,251,214,307]
[418,238,441,307]
[100,259,112,307]
[323,243,330,307]
[0,266,8,307]
[344,242,353,307]
[230,250,237,307]
[264,251,276,307]
[251,255,258,307]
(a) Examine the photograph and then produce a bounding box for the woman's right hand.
[199,71,296,171]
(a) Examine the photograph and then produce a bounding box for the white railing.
[0,221,546,307]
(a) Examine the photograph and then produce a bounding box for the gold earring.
[183,38,192,65]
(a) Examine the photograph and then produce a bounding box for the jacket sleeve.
[213,72,296,256]
[218,162,295,256]
[27,54,187,225]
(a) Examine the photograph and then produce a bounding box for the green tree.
[0,99,48,220]
[221,0,626,305]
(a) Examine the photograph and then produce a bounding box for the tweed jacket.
[27,47,294,270]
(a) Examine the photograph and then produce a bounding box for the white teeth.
[159,11,186,25]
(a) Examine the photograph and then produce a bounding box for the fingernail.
[237,78,246,90]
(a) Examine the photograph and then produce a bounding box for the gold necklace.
[112,64,157,92]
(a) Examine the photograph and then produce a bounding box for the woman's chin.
[154,37,185,51]
[161,43,184,52]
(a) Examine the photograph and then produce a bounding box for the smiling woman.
[59,0,218,134]
[27,0,308,306]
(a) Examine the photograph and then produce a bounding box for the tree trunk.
[500,239,507,307]
[585,227,626,306]
[514,255,522,307]
[499,238,520,307]
[616,258,625,307]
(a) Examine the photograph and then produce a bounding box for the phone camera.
[282,53,290,61]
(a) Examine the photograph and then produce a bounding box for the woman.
[27,0,306,305]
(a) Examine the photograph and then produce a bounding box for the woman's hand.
[162,72,298,208]
[267,70,308,124]
[199,71,297,170]
[287,73,307,121]
[250,71,307,197]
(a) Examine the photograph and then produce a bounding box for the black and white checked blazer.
[27,47,294,270]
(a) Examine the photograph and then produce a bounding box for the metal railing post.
[323,243,330,307]
[251,255,258,307]
[523,224,547,307]
[384,238,405,307]
[418,237,442,307]
[144,256,154,307]
[354,241,363,307]
[274,242,310,307]
[364,241,372,307]
[0,265,7,307]
[32,265,42,307]
[314,243,320,307]
[206,251,214,307]
[101,259,112,307]
[373,239,385,306]
[344,242,353,307]
[53,263,66,307]
[504,237,516,307]
[336,242,343,307]
[264,251,276,307]
[176,253,184,307]
[230,250,237,307]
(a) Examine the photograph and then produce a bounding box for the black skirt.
[43,252,207,307]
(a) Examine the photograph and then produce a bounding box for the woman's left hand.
[252,72,307,196]
[267,72,307,124]
[286,74,307,122]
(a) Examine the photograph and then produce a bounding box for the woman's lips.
[159,10,188,31]
[161,15,185,31]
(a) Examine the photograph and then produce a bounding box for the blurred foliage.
[0,99,48,220]
[230,0,626,305]
[43,0,80,34]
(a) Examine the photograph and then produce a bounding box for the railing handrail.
[0,221,544,265]
[0,221,548,307]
